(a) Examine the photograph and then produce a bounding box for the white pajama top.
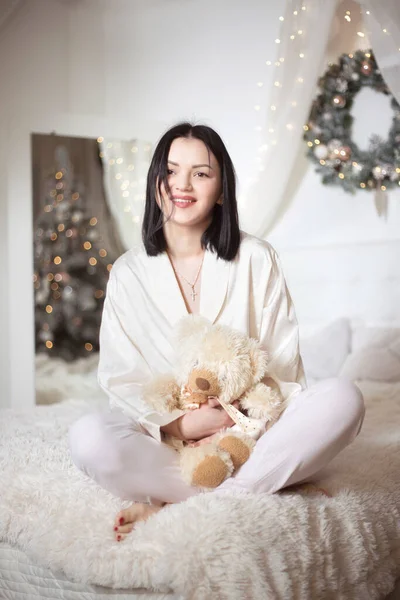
[97,231,307,442]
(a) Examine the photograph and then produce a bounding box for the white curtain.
[358,0,400,104]
[239,0,338,238]
[99,139,152,251]
[239,0,400,238]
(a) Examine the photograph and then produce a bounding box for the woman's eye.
[167,169,208,178]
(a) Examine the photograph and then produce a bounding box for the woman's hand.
[178,398,240,441]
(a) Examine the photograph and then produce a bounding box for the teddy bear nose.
[195,377,210,391]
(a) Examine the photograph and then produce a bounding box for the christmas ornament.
[361,61,372,76]
[314,144,329,160]
[328,139,342,152]
[336,78,348,93]
[332,95,346,108]
[338,146,352,161]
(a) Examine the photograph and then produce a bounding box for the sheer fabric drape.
[99,139,152,251]
[239,0,400,238]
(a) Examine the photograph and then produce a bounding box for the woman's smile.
[171,195,197,209]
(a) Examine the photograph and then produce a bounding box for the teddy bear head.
[173,316,269,404]
[184,368,222,404]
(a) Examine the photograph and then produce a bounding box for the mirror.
[32,133,151,404]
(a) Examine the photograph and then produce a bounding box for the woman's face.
[156,137,223,228]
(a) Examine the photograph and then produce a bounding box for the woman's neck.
[164,222,208,260]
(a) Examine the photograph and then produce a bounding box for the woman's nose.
[175,174,192,191]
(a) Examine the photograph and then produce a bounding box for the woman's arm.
[98,264,186,443]
[161,399,240,441]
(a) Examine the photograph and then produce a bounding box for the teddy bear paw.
[192,455,231,488]
[217,435,256,471]
[180,444,234,489]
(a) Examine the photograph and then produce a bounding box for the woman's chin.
[166,213,210,229]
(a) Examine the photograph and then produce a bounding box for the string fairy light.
[252,5,310,159]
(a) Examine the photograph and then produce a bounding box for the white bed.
[1,318,400,599]
[2,236,400,599]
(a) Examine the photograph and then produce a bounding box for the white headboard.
[278,240,400,336]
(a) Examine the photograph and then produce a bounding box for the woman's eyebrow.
[167,160,214,170]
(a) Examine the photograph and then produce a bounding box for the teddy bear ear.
[173,315,213,349]
[248,339,269,382]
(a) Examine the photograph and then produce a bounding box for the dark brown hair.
[141,121,240,261]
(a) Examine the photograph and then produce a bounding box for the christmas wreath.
[303,49,400,193]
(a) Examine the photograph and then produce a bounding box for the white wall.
[0,0,399,409]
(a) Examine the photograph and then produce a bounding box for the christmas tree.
[33,147,116,361]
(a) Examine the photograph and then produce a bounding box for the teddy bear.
[141,315,284,490]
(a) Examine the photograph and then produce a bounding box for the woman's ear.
[216,194,224,206]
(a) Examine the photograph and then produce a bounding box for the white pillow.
[352,326,400,352]
[339,346,400,382]
[300,319,351,380]
[339,328,400,381]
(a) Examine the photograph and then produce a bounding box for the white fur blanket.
[1,378,400,599]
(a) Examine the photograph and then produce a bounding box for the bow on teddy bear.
[142,315,285,490]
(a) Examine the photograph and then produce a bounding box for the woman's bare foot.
[113,503,165,541]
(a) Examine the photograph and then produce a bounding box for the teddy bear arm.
[239,383,284,423]
[142,374,181,413]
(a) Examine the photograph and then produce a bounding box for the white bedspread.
[1,380,400,599]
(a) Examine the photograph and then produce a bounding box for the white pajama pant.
[68,378,365,505]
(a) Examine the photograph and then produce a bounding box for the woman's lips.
[171,197,196,208]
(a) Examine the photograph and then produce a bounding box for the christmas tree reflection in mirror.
[31,133,151,405]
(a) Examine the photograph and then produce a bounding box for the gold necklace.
[169,253,204,302]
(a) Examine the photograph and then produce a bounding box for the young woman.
[68,122,365,542]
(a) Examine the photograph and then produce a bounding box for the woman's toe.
[114,504,138,528]
[115,523,134,534]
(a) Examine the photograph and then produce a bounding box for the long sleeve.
[97,264,185,443]
[259,247,307,406]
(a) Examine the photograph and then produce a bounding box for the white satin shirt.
[97,231,307,442]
